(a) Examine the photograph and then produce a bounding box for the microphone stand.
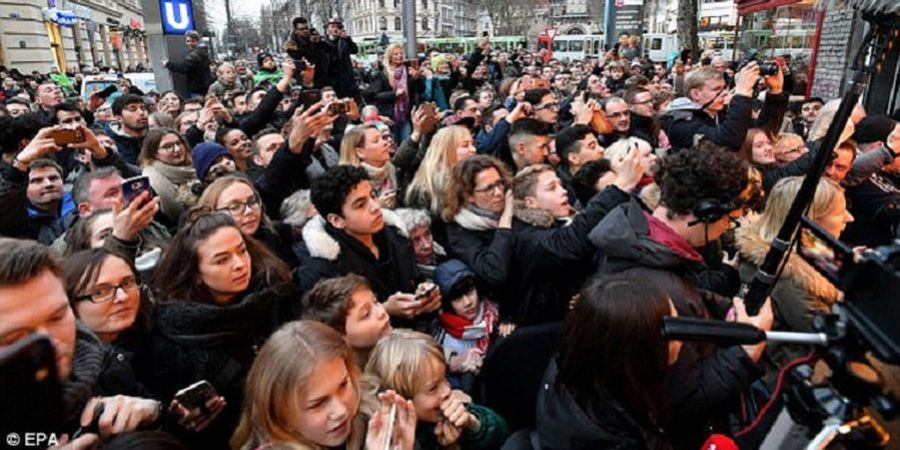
[741,16,893,316]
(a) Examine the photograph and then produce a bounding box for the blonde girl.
[404,125,475,215]
[231,320,416,450]
[362,329,510,449]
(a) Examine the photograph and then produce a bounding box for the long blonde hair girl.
[231,320,364,450]
[405,125,471,215]
[360,329,446,417]
[339,124,381,166]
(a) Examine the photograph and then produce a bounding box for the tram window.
[569,40,584,52]
[651,38,662,50]
[553,41,568,52]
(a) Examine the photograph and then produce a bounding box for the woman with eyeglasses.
[140,128,199,225]
[442,155,515,307]
[195,175,299,267]
[147,212,296,448]
[62,248,214,439]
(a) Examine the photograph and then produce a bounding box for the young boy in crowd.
[300,274,392,367]
[431,259,509,393]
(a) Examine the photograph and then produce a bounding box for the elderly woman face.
[409,225,434,264]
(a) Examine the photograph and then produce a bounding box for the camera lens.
[760,63,779,76]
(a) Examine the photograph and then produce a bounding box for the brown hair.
[151,212,290,304]
[339,124,379,166]
[195,175,274,232]
[738,128,774,166]
[558,273,672,429]
[441,154,511,222]
[139,127,192,167]
[0,238,63,285]
[301,274,371,334]
[231,320,363,450]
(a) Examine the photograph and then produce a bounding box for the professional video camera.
[663,237,900,449]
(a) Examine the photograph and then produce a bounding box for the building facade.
[0,0,149,73]
[345,0,478,41]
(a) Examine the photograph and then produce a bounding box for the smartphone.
[50,128,85,146]
[174,380,218,410]
[415,284,438,301]
[419,102,439,134]
[0,334,63,435]
[797,216,854,288]
[327,100,348,116]
[121,175,153,206]
[300,89,322,109]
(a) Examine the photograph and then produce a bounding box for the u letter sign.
[160,0,194,35]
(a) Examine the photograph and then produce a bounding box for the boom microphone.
[662,317,829,346]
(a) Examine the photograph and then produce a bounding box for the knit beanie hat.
[257,51,275,70]
[852,115,897,145]
[192,142,233,180]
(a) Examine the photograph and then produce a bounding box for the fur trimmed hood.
[301,209,405,261]
[735,221,842,303]
[513,200,571,228]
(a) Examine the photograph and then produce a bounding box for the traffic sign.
[159,0,194,35]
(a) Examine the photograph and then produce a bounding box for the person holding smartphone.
[364,44,419,142]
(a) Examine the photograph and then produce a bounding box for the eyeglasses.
[159,141,184,152]
[474,180,506,194]
[218,196,261,216]
[77,276,139,303]
[535,102,559,112]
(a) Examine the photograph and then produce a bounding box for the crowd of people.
[1,17,899,450]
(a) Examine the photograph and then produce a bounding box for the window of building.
[379,16,387,30]
[394,0,399,7]
[422,0,427,8]
[423,19,429,30]
[394,17,401,30]
[379,0,385,7]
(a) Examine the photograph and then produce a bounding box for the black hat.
[852,114,897,145]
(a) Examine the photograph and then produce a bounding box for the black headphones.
[690,198,737,226]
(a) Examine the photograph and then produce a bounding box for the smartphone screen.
[121,176,153,206]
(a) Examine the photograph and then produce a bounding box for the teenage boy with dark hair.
[555,124,604,206]
[105,94,148,165]
[508,118,552,171]
[296,165,441,322]
[590,142,774,449]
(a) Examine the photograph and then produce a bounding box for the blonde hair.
[339,124,378,166]
[752,176,845,242]
[604,137,650,162]
[383,44,404,88]
[808,99,859,144]
[405,125,471,215]
[217,62,234,76]
[360,329,445,417]
[684,66,723,96]
[231,321,363,450]
[773,133,805,163]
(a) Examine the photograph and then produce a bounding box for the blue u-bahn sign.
[160,0,194,35]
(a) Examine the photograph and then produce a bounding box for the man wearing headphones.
[589,141,773,449]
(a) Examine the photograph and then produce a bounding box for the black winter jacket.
[509,185,630,325]
[536,360,671,450]
[146,282,298,449]
[661,93,787,151]
[164,46,211,96]
[590,199,764,449]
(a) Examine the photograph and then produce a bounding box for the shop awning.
[737,0,801,15]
